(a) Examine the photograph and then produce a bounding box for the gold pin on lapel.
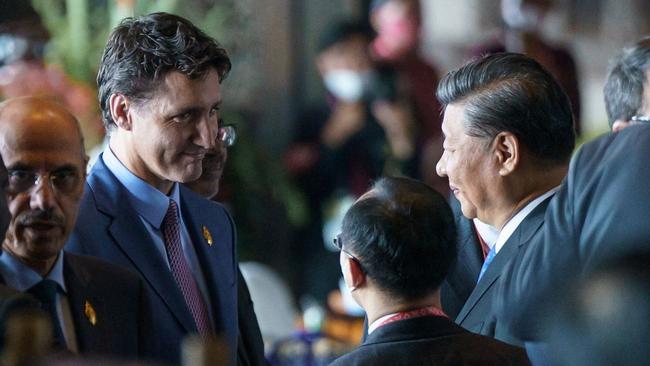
[84,301,97,326]
[202,225,213,246]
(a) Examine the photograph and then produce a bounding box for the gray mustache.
[18,210,65,227]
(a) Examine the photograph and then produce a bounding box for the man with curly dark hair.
[66,12,251,365]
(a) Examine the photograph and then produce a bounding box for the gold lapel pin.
[84,301,97,326]
[202,225,213,246]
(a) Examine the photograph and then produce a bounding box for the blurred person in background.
[603,36,650,131]
[330,176,530,366]
[285,19,419,304]
[0,1,102,149]
[471,0,581,135]
[369,0,446,193]
[186,126,269,366]
[543,251,650,366]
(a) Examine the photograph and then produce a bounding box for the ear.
[612,120,631,132]
[348,257,366,290]
[108,93,133,131]
[493,132,519,176]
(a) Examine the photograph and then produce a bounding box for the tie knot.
[164,199,179,223]
[28,279,59,303]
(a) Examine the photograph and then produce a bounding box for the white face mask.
[323,69,371,102]
[501,0,543,31]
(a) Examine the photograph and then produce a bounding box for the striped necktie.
[162,199,212,337]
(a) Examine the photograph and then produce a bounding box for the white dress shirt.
[494,187,559,254]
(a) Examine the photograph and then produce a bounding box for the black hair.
[317,19,374,53]
[603,37,650,126]
[437,52,575,165]
[97,12,231,131]
[341,176,456,301]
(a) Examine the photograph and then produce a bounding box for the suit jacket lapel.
[63,254,100,352]
[455,197,552,324]
[453,218,484,290]
[87,158,197,333]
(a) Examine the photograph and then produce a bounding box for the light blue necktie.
[477,246,496,283]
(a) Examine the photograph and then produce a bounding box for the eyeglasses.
[217,121,237,147]
[631,115,650,123]
[6,169,81,195]
[333,233,364,270]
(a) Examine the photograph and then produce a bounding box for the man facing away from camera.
[330,176,530,366]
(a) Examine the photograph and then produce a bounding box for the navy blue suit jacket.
[441,196,484,320]
[500,124,650,341]
[455,197,552,346]
[66,157,238,365]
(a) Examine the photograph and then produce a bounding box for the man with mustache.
[0,96,152,359]
[66,12,243,365]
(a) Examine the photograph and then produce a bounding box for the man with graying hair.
[0,96,152,360]
[65,12,262,365]
[604,36,650,131]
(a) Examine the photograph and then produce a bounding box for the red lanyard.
[374,305,447,331]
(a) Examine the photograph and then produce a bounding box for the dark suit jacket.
[456,196,552,346]
[330,316,530,366]
[500,124,650,341]
[441,196,484,319]
[236,268,268,366]
[1,253,151,360]
[66,157,238,365]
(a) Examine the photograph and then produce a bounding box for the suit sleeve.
[236,268,268,366]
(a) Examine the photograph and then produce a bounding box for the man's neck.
[109,135,174,195]
[489,164,567,230]
[364,290,441,326]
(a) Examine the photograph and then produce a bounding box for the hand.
[372,100,415,159]
[321,102,366,148]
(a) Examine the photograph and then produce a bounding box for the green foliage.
[31,0,240,84]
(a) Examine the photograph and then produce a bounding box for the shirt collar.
[494,186,559,254]
[0,251,67,293]
[102,146,182,229]
[472,219,499,250]
[368,312,398,335]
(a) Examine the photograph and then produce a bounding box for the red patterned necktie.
[162,199,212,337]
